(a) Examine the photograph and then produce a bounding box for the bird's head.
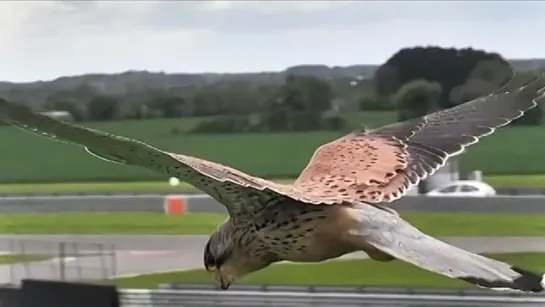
[203,225,271,290]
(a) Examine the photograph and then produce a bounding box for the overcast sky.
[1,0,543,82]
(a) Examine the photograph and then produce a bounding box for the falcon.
[1,72,545,293]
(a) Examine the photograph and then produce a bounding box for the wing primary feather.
[0,98,300,215]
[2,72,545,208]
[292,72,545,205]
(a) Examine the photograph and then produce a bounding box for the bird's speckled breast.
[240,199,360,262]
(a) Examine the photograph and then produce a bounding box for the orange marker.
[163,195,185,215]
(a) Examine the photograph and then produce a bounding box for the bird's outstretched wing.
[292,72,545,204]
[350,204,545,293]
[0,99,308,215]
[2,72,544,211]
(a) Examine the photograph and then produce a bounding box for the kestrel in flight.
[1,72,545,293]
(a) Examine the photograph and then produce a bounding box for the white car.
[426,180,496,197]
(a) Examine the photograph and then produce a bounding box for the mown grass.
[0,174,543,195]
[0,213,227,235]
[0,254,51,264]
[486,174,545,187]
[459,126,545,175]
[0,111,398,184]
[0,179,295,195]
[2,212,545,236]
[0,126,343,182]
[0,181,194,195]
[113,252,545,289]
[1,111,544,183]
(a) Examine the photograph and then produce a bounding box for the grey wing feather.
[0,98,286,216]
[351,205,545,293]
[366,72,545,187]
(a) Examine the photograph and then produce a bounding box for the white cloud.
[197,1,357,12]
[0,0,544,82]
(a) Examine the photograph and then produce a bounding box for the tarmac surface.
[2,235,545,284]
[4,193,545,214]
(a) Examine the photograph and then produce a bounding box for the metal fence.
[2,283,545,307]
[118,285,545,307]
[0,238,116,286]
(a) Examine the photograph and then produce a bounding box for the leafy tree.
[279,74,332,112]
[0,100,31,126]
[212,81,262,115]
[373,65,400,98]
[322,114,346,131]
[374,46,511,108]
[393,80,442,121]
[450,59,512,104]
[255,74,334,131]
[260,96,291,131]
[453,69,543,126]
[189,87,224,116]
[359,90,391,110]
[146,94,186,118]
[87,95,120,121]
[162,96,186,118]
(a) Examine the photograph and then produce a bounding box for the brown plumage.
[1,72,545,292]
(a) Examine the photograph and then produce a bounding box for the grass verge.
[0,179,295,195]
[113,252,545,289]
[486,175,545,187]
[0,213,226,235]
[2,122,545,183]
[0,181,195,195]
[1,212,545,236]
[0,254,51,264]
[0,174,543,195]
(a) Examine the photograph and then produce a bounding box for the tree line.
[9,46,543,132]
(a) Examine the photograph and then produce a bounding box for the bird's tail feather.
[348,204,545,293]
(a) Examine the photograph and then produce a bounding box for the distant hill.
[0,65,378,105]
[509,58,545,71]
[0,59,543,106]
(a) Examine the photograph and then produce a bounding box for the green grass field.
[0,179,295,195]
[0,254,51,264]
[0,213,226,235]
[0,181,191,195]
[486,174,545,187]
[113,252,545,289]
[3,110,545,183]
[0,174,542,195]
[2,212,545,236]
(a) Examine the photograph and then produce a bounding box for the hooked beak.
[220,277,231,290]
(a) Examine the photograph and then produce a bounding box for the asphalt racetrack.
[2,235,545,285]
